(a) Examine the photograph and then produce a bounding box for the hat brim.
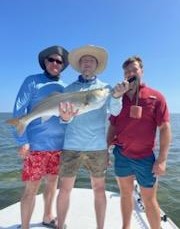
[68,45,108,74]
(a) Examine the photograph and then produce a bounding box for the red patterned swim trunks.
[22,151,61,181]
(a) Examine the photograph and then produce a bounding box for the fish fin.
[6,118,25,135]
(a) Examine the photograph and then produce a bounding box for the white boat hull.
[0,187,178,229]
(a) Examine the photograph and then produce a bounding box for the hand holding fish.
[112,80,129,98]
[59,102,78,121]
[6,88,110,134]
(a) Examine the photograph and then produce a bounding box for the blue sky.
[1,0,179,113]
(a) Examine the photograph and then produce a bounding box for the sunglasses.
[47,57,63,65]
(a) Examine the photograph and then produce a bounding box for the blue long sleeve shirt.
[13,73,66,151]
[63,77,122,151]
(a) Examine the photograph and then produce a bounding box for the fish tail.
[6,118,25,134]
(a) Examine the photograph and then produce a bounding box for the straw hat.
[68,45,108,74]
[38,45,69,72]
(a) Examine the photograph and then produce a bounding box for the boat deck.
[0,188,178,229]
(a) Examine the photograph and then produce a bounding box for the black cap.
[38,45,69,72]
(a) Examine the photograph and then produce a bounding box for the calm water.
[0,113,180,227]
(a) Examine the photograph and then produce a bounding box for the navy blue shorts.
[113,146,157,188]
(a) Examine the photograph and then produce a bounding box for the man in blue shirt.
[13,45,69,228]
[57,45,129,229]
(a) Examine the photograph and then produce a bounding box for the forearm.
[107,124,116,146]
[158,122,171,162]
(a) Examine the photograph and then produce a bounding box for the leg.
[140,185,160,229]
[134,153,159,228]
[42,151,60,223]
[43,174,58,223]
[85,151,108,229]
[91,176,106,229]
[57,177,76,229]
[116,176,134,229]
[21,180,41,229]
[57,150,81,229]
[21,152,43,229]
[112,146,134,229]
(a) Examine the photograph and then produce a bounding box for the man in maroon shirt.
[108,56,171,229]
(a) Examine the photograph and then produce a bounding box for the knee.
[61,187,72,195]
[93,184,105,195]
[120,188,133,199]
[59,181,73,195]
[58,177,75,196]
[143,196,158,209]
[22,189,37,200]
[121,193,133,201]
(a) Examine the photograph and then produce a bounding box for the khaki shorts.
[61,150,108,177]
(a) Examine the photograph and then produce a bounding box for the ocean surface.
[0,112,179,227]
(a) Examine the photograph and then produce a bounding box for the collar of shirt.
[78,75,97,83]
[44,71,59,81]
